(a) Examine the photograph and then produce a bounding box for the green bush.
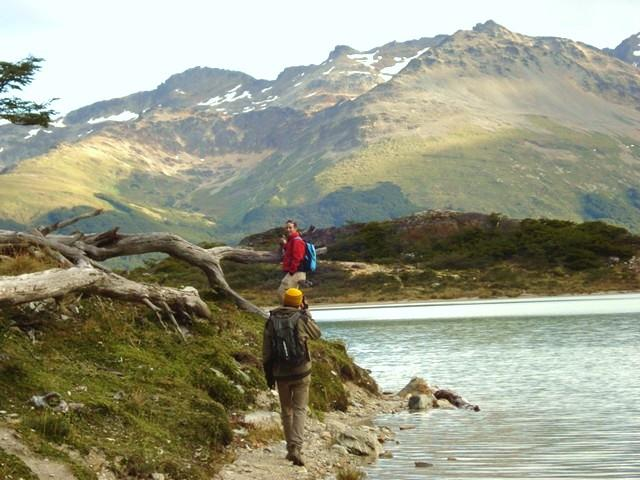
[326,216,637,271]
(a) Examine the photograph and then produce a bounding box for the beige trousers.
[276,375,311,450]
[277,271,307,302]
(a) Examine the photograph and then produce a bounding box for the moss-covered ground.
[0,254,375,479]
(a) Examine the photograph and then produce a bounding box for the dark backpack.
[270,311,308,366]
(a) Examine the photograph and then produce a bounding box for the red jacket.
[282,231,306,274]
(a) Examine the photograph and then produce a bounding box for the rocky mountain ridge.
[1,21,639,238]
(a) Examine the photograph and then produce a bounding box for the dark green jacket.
[263,306,321,383]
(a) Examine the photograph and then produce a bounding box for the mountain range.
[1,20,639,240]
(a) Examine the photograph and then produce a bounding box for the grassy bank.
[0,255,375,479]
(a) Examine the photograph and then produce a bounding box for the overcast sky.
[2,0,638,114]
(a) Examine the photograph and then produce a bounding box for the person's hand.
[266,374,275,390]
[279,236,287,246]
[264,361,275,389]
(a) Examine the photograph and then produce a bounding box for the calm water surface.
[322,314,640,479]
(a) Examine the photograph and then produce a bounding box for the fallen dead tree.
[0,209,325,333]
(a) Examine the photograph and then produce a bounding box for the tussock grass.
[0,253,57,276]
[336,465,367,480]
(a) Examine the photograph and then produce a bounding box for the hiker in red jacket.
[278,220,307,302]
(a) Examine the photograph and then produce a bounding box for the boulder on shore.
[328,421,382,457]
[243,410,282,428]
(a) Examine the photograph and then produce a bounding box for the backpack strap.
[270,310,302,330]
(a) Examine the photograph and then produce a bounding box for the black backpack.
[270,310,307,366]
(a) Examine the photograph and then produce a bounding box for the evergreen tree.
[0,56,56,127]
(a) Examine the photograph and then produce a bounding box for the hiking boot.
[285,445,295,461]
[289,446,305,466]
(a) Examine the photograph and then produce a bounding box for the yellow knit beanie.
[283,288,303,307]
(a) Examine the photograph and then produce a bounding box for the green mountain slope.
[1,21,640,239]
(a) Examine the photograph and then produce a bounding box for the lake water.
[321,312,640,479]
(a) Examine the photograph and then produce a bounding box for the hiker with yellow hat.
[263,287,321,466]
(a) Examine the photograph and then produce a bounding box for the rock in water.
[434,389,480,411]
[436,398,455,409]
[408,393,436,410]
[397,377,435,398]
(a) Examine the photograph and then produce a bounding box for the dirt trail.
[0,426,77,480]
[215,385,404,480]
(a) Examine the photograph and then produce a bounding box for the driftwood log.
[0,210,326,331]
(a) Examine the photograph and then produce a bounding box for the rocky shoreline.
[215,377,470,480]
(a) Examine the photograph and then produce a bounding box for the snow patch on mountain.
[24,128,41,140]
[323,66,335,75]
[379,47,430,81]
[50,118,66,128]
[88,111,139,124]
[261,86,273,93]
[347,50,381,68]
[198,89,252,107]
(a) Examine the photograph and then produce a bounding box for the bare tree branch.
[0,267,210,320]
[38,208,104,236]
[1,209,326,321]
